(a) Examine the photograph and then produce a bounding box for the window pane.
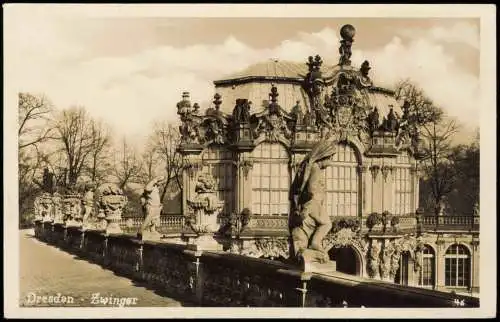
[261,177,270,188]
[280,176,288,189]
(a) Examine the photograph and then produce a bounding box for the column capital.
[357,164,368,174]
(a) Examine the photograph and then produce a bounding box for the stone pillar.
[357,165,368,216]
[369,164,382,213]
[471,236,480,293]
[380,165,393,214]
[435,236,447,291]
[235,151,253,214]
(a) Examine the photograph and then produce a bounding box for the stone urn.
[96,183,128,234]
[186,172,224,250]
[62,194,82,228]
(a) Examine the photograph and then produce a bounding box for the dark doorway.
[328,246,359,275]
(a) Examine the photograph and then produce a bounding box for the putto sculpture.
[140,176,167,240]
[289,138,338,271]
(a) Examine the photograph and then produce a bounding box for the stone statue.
[140,176,166,239]
[383,107,399,132]
[233,99,251,124]
[367,107,380,133]
[42,168,55,193]
[473,201,479,216]
[290,139,337,266]
[82,182,96,229]
[290,100,304,126]
[358,60,373,88]
[52,192,63,224]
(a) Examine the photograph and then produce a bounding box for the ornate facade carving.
[234,159,254,179]
[240,238,289,259]
[370,165,381,180]
[177,92,203,145]
[251,85,294,143]
[381,165,393,182]
[186,172,224,235]
[380,240,395,280]
[323,228,368,255]
[367,239,381,278]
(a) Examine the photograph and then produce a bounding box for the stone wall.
[33,220,479,308]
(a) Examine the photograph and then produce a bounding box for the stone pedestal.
[141,230,162,241]
[301,260,337,274]
[187,234,222,251]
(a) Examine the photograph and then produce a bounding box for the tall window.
[324,143,359,217]
[202,145,235,216]
[394,152,413,215]
[251,143,290,216]
[445,244,471,288]
[419,245,435,287]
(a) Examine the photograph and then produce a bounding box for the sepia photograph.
[3,3,496,319]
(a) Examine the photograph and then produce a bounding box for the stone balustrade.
[32,219,479,308]
[421,214,479,232]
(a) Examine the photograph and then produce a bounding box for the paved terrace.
[19,229,193,307]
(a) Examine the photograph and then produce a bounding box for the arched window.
[202,145,235,216]
[419,245,435,287]
[324,143,359,217]
[394,151,413,215]
[251,143,290,216]
[445,244,471,288]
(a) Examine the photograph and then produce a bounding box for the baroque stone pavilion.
[175,24,479,293]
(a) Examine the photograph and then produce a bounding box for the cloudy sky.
[5,5,481,146]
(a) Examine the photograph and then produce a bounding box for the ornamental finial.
[339,24,356,66]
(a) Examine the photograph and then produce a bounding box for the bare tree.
[86,119,112,184]
[395,80,460,214]
[420,119,461,214]
[140,143,161,184]
[54,106,95,186]
[18,92,55,150]
[113,138,143,190]
[148,121,184,202]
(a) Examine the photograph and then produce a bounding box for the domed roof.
[214,59,338,85]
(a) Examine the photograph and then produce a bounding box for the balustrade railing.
[119,214,186,234]
[421,214,479,231]
[31,221,480,308]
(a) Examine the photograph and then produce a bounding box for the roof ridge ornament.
[339,24,356,66]
[269,84,279,104]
